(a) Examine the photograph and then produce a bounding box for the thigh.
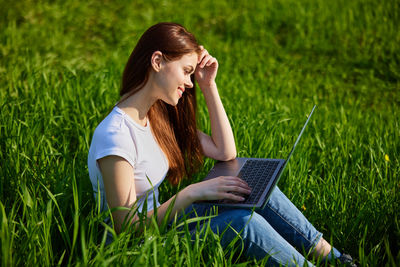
[258,186,322,252]
[187,207,313,266]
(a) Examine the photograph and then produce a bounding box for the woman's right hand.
[187,176,252,202]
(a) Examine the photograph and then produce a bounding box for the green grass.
[1,0,399,266]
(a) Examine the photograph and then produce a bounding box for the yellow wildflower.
[301,205,306,211]
[385,154,390,162]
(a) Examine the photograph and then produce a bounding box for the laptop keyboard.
[237,160,280,204]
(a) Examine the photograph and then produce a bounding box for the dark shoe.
[338,253,357,267]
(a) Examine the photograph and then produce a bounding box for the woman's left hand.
[195,46,218,89]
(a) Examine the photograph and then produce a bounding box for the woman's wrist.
[183,183,201,203]
[198,81,217,92]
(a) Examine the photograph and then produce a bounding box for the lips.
[177,87,185,97]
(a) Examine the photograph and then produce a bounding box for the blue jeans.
[180,187,340,266]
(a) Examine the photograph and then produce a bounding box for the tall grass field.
[1,0,399,266]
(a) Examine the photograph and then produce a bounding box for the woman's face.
[154,52,198,106]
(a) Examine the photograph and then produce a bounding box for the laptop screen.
[281,105,316,171]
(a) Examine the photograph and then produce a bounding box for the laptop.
[199,105,316,209]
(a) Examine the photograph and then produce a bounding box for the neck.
[117,81,159,126]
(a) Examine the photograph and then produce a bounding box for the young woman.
[88,22,355,266]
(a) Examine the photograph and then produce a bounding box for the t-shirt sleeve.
[93,125,137,169]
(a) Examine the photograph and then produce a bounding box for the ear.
[151,51,163,72]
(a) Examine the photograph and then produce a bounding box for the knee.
[269,186,283,201]
[267,186,292,210]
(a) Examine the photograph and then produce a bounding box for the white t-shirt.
[87,106,169,213]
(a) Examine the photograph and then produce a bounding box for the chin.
[162,97,180,106]
[168,97,179,106]
[173,98,181,106]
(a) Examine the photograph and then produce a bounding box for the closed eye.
[185,66,195,75]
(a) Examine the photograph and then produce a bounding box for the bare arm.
[195,46,236,161]
[98,155,250,233]
[98,155,193,233]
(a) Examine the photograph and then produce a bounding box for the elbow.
[218,149,237,161]
[228,150,237,161]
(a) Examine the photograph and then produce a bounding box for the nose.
[184,76,193,88]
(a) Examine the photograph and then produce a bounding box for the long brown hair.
[120,22,203,185]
